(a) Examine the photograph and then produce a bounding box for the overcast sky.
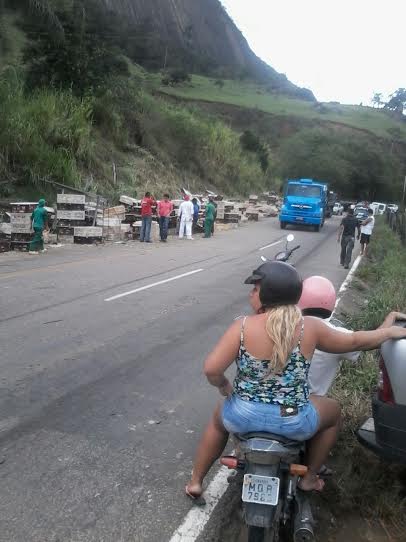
[221,0,405,105]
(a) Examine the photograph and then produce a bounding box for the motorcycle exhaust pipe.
[294,494,315,542]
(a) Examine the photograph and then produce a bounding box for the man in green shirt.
[204,197,216,238]
[29,198,48,254]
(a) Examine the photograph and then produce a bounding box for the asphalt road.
[0,217,352,542]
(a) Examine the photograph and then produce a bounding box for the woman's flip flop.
[185,486,206,506]
[318,465,333,478]
[298,476,325,492]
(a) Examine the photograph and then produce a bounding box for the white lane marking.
[168,466,230,542]
[259,239,283,251]
[334,254,363,311]
[104,269,204,302]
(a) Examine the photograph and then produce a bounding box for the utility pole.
[163,45,168,71]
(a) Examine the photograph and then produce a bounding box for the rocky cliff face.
[102,0,315,101]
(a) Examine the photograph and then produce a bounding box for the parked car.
[370,202,387,215]
[357,320,406,463]
[387,204,399,213]
[333,202,344,215]
[354,206,369,223]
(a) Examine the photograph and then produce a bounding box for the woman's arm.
[204,320,241,393]
[313,317,406,354]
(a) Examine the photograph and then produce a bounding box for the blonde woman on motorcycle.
[186,261,406,502]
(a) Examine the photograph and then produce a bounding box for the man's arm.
[44,210,49,231]
[378,311,406,329]
[343,312,406,362]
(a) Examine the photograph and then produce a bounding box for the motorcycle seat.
[236,432,301,446]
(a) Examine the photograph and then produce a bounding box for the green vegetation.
[373,88,406,116]
[330,221,406,533]
[277,127,403,200]
[158,75,406,142]
[0,71,93,196]
[0,3,274,200]
[0,2,404,203]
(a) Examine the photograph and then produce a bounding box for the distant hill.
[102,0,315,101]
[157,75,406,143]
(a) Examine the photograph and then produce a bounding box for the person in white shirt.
[298,276,404,397]
[358,209,375,256]
[298,275,405,478]
[178,196,194,240]
[298,276,360,397]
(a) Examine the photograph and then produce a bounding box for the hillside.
[0,2,404,204]
[157,75,406,143]
[101,0,315,101]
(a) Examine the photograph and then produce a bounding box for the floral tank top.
[232,317,311,407]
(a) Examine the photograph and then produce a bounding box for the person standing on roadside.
[204,197,216,239]
[211,198,217,237]
[29,198,48,255]
[337,208,360,269]
[178,196,194,240]
[158,193,173,243]
[192,198,200,232]
[359,208,375,257]
[140,192,155,243]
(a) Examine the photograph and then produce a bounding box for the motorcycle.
[261,234,301,265]
[221,433,314,542]
[220,234,313,542]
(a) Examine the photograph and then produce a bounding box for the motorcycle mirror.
[286,234,295,243]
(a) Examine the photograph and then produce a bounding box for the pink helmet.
[298,276,336,315]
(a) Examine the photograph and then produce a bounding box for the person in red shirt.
[140,192,155,242]
[157,193,174,242]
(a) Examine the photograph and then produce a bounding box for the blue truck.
[279,178,327,232]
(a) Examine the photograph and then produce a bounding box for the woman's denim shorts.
[222,394,320,441]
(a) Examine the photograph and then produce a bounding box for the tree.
[372,92,383,108]
[240,130,261,153]
[23,0,129,94]
[161,68,191,86]
[277,127,402,200]
[385,88,406,116]
[240,130,270,173]
[214,79,224,89]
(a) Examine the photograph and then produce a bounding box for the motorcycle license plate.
[242,474,280,506]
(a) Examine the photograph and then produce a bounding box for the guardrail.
[386,210,406,246]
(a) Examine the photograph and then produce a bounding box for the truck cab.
[279,179,326,232]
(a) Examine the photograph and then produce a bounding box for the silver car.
[358,320,406,463]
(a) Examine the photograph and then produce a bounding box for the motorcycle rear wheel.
[247,525,279,542]
[248,526,266,542]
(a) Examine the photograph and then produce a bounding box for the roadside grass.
[330,219,406,535]
[156,75,406,142]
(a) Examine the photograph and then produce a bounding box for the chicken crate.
[73,226,103,244]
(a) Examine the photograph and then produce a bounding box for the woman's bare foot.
[298,472,325,492]
[185,482,206,505]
